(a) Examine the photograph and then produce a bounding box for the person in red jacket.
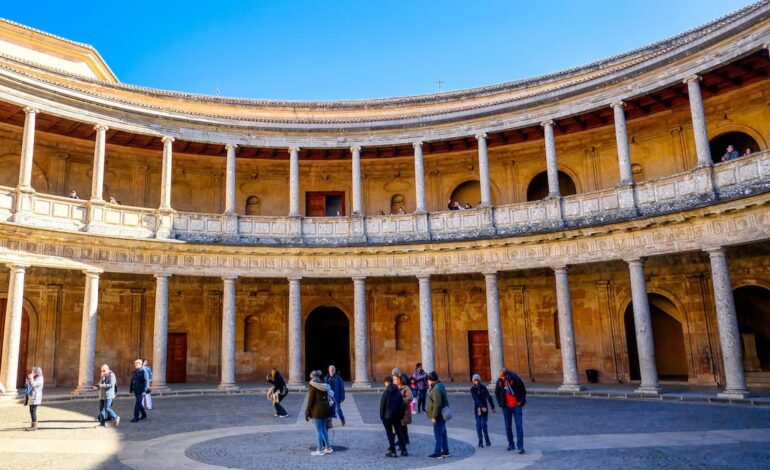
[494,368,527,454]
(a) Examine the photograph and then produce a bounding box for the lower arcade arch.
[734,285,770,372]
[304,306,351,380]
[624,294,688,381]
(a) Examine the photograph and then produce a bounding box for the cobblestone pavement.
[0,392,769,469]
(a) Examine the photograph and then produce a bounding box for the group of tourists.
[722,144,753,161]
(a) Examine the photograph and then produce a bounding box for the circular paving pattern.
[185,430,475,469]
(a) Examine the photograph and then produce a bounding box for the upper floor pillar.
[159,136,175,210]
[90,124,108,203]
[351,146,363,215]
[224,144,237,215]
[476,133,492,207]
[541,120,560,198]
[611,102,634,186]
[413,142,426,213]
[288,147,300,217]
[17,107,38,192]
[684,75,713,167]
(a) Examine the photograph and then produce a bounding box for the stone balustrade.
[1,151,769,245]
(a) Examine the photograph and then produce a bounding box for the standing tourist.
[142,359,153,412]
[305,370,333,456]
[96,364,120,427]
[129,358,149,422]
[394,374,413,446]
[470,374,495,447]
[413,363,428,414]
[23,367,44,431]
[427,371,450,459]
[408,377,418,414]
[494,368,527,454]
[723,144,739,161]
[326,365,346,426]
[380,375,408,457]
[266,368,289,417]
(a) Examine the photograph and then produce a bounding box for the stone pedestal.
[155,208,175,239]
[221,214,240,243]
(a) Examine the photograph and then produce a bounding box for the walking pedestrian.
[494,368,527,454]
[380,375,408,457]
[266,368,289,417]
[394,374,413,446]
[129,358,149,422]
[23,367,43,431]
[412,363,428,413]
[305,370,334,456]
[95,364,120,427]
[470,374,495,447]
[426,371,451,459]
[142,359,153,412]
[326,365,346,426]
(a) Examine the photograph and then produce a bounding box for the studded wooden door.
[468,330,490,381]
[166,333,187,383]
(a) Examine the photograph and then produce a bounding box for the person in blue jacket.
[325,365,346,426]
[470,374,496,448]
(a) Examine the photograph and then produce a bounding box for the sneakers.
[385,450,398,458]
[273,413,280,417]
[130,418,139,423]
[278,414,289,418]
[324,447,334,454]
[310,450,324,456]
[507,445,515,451]
[427,453,442,459]
[485,439,491,447]
[518,449,526,455]
[114,417,121,427]
[442,451,452,458]
[400,450,409,457]
[478,440,484,448]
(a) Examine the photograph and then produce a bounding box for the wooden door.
[166,333,187,383]
[306,193,326,217]
[0,300,30,388]
[468,330,490,381]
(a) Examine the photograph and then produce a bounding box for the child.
[408,377,418,414]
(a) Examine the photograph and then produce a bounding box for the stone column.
[684,75,712,167]
[542,120,560,197]
[224,144,237,215]
[72,270,100,395]
[351,146,363,215]
[159,136,175,210]
[627,259,660,394]
[288,147,300,217]
[554,266,583,391]
[612,102,634,185]
[484,272,504,380]
[151,273,171,391]
[417,274,435,373]
[17,107,38,191]
[218,276,239,391]
[287,277,303,386]
[707,248,751,398]
[0,264,27,397]
[413,142,427,213]
[476,133,492,207]
[352,276,371,388]
[90,124,108,202]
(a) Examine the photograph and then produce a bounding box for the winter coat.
[326,374,345,404]
[129,367,150,395]
[413,369,428,391]
[470,383,495,415]
[26,375,44,405]
[305,380,332,420]
[494,372,527,408]
[98,372,117,400]
[380,384,405,421]
[427,380,448,421]
[398,385,413,425]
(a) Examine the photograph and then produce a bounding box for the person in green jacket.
[426,371,451,459]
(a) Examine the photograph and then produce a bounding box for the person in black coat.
[494,368,527,453]
[266,369,289,417]
[470,374,496,448]
[128,358,150,422]
[380,376,408,457]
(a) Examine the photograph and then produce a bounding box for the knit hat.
[428,371,439,381]
[310,370,321,380]
[392,367,401,376]
[472,374,481,382]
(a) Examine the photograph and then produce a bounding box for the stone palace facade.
[1,3,770,398]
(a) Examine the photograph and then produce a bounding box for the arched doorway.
[526,171,577,201]
[709,131,760,163]
[734,286,770,371]
[450,180,491,207]
[624,294,688,381]
[0,299,30,389]
[305,306,350,380]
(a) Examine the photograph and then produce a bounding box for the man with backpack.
[494,368,527,454]
[96,364,120,427]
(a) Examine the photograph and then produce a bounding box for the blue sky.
[2,1,756,100]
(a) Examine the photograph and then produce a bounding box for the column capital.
[705,246,726,257]
[23,106,39,115]
[683,74,702,84]
[416,273,431,281]
[412,141,423,149]
[625,257,646,266]
[610,100,626,110]
[225,143,238,151]
[161,135,175,144]
[6,263,29,272]
[475,132,487,141]
[482,271,498,278]
[350,145,362,153]
[222,276,238,282]
[287,276,302,282]
[154,272,172,279]
[352,276,366,282]
[541,119,554,128]
[553,265,569,274]
[93,124,109,133]
[83,269,102,277]
[288,146,300,154]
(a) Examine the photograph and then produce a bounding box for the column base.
[717,389,752,399]
[352,381,373,390]
[150,384,171,393]
[70,385,98,396]
[0,391,20,401]
[557,383,584,392]
[217,383,240,392]
[634,385,661,396]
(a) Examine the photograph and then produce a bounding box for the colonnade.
[0,246,751,399]
[8,75,715,219]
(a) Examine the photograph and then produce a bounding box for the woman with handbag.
[305,370,334,456]
[394,374,413,446]
[24,366,44,431]
[470,373,495,448]
[266,368,289,417]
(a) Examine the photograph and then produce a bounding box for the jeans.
[100,398,118,424]
[29,405,38,423]
[475,412,490,443]
[133,393,147,419]
[383,418,406,452]
[312,418,331,451]
[432,419,449,454]
[335,402,345,423]
[273,402,288,416]
[417,389,427,413]
[502,406,524,450]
